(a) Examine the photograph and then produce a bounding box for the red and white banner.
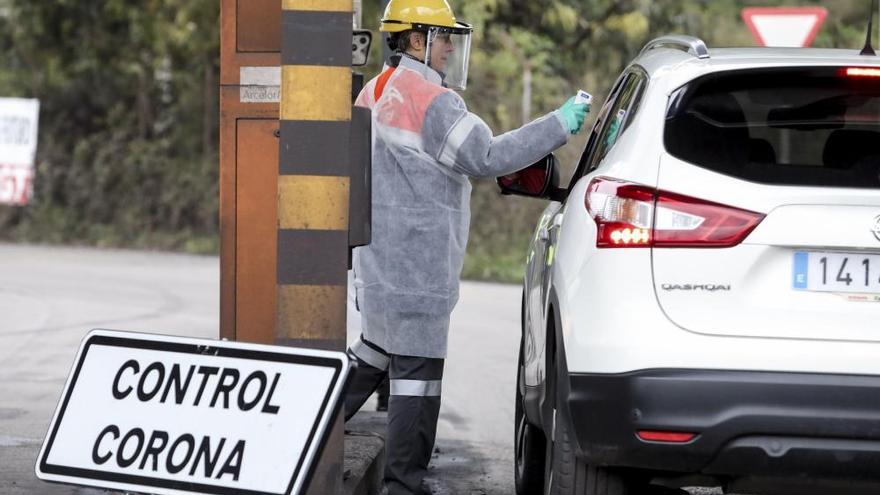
[0,164,33,206]
[0,98,40,205]
[741,7,828,48]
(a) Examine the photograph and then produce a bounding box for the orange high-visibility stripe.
[374,66,397,102]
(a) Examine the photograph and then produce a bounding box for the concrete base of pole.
[343,411,387,495]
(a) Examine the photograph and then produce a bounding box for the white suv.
[500,36,880,495]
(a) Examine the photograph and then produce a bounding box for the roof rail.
[639,35,709,59]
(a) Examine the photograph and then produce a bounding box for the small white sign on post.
[35,330,351,495]
[0,97,40,205]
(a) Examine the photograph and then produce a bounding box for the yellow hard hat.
[380,0,470,34]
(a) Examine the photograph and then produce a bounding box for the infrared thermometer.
[575,90,592,105]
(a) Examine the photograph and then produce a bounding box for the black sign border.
[37,332,346,495]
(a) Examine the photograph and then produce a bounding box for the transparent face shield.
[425,24,472,91]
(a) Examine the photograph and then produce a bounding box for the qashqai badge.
[873,215,880,242]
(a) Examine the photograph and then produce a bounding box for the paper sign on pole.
[35,330,351,495]
[0,98,40,205]
[741,7,828,48]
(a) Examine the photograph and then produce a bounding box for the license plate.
[793,251,880,294]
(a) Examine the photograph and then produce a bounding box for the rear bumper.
[563,369,880,480]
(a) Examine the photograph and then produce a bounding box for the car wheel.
[515,341,546,495]
[544,406,630,495]
[543,341,631,495]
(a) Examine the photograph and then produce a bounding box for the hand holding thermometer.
[559,91,592,134]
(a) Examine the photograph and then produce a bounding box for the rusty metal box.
[219,0,281,343]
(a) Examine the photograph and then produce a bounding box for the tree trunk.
[522,64,532,126]
[137,68,153,140]
[497,31,532,126]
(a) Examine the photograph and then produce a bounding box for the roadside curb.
[343,411,386,495]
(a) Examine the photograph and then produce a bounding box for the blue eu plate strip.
[793,252,808,290]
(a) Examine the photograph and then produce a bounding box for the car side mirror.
[496,153,566,201]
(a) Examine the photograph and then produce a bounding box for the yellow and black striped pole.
[279,0,352,491]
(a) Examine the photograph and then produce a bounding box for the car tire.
[515,342,546,495]
[544,407,630,495]
[543,327,631,495]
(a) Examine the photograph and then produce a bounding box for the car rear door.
[653,65,880,342]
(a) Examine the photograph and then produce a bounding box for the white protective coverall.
[352,55,570,359]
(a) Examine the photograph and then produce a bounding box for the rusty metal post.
[278,0,352,493]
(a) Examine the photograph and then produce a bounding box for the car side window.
[584,71,646,172]
[567,74,631,191]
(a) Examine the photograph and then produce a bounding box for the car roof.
[632,41,880,92]
[707,47,880,63]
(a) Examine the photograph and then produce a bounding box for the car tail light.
[637,430,697,443]
[585,178,655,248]
[585,177,764,248]
[844,67,880,78]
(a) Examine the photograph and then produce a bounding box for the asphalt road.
[0,244,218,494]
[428,281,523,494]
[0,243,727,494]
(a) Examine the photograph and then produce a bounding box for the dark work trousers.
[345,336,390,420]
[376,376,390,411]
[345,335,445,495]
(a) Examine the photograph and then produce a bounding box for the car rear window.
[664,67,880,188]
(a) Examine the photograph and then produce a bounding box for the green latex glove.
[604,116,621,148]
[558,96,590,135]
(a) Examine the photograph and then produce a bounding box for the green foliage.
[0,0,219,252]
[0,0,875,275]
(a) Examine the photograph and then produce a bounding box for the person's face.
[407,31,455,71]
[428,32,455,71]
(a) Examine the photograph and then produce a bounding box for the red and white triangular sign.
[741,7,828,47]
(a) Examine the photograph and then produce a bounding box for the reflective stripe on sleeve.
[351,339,390,371]
[439,113,480,168]
[390,379,442,397]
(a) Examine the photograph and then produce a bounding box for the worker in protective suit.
[345,1,589,493]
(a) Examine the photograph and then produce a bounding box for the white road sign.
[36,330,351,495]
[742,7,828,48]
[0,97,40,205]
